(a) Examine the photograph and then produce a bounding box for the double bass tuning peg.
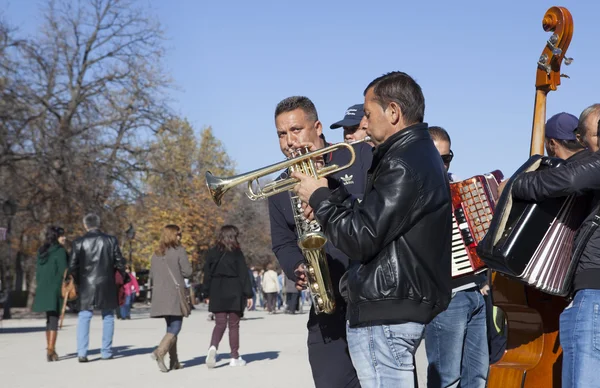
[564,57,574,65]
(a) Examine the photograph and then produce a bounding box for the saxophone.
[285,145,336,314]
[289,189,336,315]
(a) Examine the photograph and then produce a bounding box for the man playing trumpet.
[292,72,453,388]
[268,96,372,388]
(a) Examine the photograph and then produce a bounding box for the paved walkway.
[0,304,428,388]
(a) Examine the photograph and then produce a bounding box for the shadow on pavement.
[62,345,155,361]
[0,326,47,334]
[183,350,280,368]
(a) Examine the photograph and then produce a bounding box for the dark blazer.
[68,229,126,311]
[203,247,253,313]
[267,138,372,325]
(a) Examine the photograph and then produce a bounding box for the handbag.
[164,259,191,318]
[61,269,77,301]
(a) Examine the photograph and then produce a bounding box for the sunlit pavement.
[0,304,428,388]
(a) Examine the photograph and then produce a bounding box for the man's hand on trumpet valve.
[291,170,328,206]
[290,141,325,169]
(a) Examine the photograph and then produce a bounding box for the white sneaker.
[206,346,217,368]
[229,357,247,367]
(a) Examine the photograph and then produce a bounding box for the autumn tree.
[0,0,172,307]
[131,122,236,271]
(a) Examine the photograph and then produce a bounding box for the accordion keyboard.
[452,213,473,277]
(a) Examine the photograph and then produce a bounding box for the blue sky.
[4,0,600,182]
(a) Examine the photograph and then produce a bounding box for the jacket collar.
[320,134,333,164]
[372,122,429,165]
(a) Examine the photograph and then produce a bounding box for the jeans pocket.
[593,303,600,351]
[383,323,424,368]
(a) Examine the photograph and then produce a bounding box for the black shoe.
[78,357,88,363]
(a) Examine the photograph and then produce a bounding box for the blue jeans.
[347,320,424,388]
[425,289,489,388]
[560,289,600,387]
[120,294,135,318]
[165,316,183,336]
[77,309,115,358]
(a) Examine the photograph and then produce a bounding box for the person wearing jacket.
[203,225,253,368]
[292,71,452,388]
[32,226,68,362]
[424,126,490,388]
[68,213,127,362]
[119,265,140,320]
[260,263,279,314]
[507,135,600,388]
[149,224,193,372]
[268,95,372,388]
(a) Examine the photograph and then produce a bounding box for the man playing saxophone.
[268,96,372,388]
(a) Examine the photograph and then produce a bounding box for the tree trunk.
[25,255,36,309]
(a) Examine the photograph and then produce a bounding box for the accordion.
[476,155,591,296]
[450,170,504,278]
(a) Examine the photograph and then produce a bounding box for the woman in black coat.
[203,225,253,368]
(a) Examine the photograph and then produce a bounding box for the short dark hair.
[83,213,100,229]
[274,96,318,122]
[557,139,585,151]
[364,71,425,125]
[428,126,451,146]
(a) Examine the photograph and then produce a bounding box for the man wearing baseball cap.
[330,104,372,145]
[545,112,588,162]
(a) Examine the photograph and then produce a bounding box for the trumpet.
[205,136,370,315]
[205,137,370,206]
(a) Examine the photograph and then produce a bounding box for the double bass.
[488,6,573,387]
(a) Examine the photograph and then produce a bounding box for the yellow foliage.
[130,120,236,271]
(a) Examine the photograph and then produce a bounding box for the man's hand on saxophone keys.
[294,264,308,291]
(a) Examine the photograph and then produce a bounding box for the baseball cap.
[330,104,365,129]
[545,112,578,140]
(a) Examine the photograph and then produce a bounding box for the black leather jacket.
[68,229,127,311]
[511,149,600,292]
[309,123,452,327]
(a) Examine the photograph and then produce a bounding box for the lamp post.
[125,223,135,269]
[2,199,17,320]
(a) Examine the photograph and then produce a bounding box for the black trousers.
[307,308,360,388]
[286,292,298,313]
[46,311,59,331]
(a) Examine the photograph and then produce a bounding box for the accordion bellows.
[476,155,590,296]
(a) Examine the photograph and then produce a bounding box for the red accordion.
[450,170,503,278]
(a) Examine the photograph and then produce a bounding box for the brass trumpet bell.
[205,138,369,206]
